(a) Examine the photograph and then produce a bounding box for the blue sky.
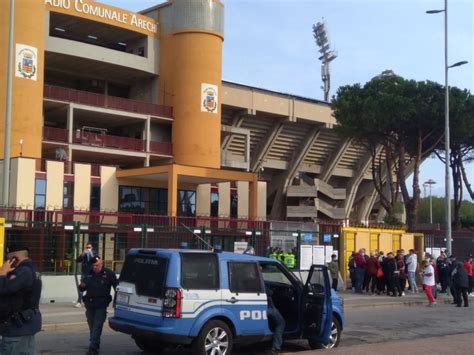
[102,0,473,199]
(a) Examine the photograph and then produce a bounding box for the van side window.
[228,262,263,293]
[260,263,293,286]
[181,253,219,290]
[307,269,325,295]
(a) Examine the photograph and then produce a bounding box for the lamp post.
[426,0,468,255]
[2,0,14,207]
[313,20,338,102]
[424,179,436,224]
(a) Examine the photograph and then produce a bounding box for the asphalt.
[40,290,457,332]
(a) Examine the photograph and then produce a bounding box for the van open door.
[301,265,332,345]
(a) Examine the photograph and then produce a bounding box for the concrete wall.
[74,163,91,210]
[46,160,64,210]
[196,184,211,216]
[218,182,230,217]
[257,181,267,220]
[10,158,35,208]
[237,181,249,219]
[100,166,118,211]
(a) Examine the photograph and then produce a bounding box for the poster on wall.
[234,241,248,254]
[201,83,218,114]
[16,44,38,81]
[300,245,313,270]
[325,245,334,263]
[312,245,325,265]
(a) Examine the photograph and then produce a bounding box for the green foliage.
[418,197,474,229]
[383,214,403,227]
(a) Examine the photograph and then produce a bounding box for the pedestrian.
[448,255,457,303]
[386,252,402,297]
[437,254,450,294]
[397,254,406,296]
[463,256,473,296]
[406,249,419,293]
[79,257,118,355]
[327,254,339,291]
[265,284,285,354]
[75,242,97,308]
[0,244,42,355]
[353,249,367,294]
[451,257,469,308]
[366,252,379,295]
[421,259,436,307]
[348,251,356,292]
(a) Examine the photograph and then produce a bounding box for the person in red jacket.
[353,249,367,294]
[463,256,473,296]
[366,252,380,294]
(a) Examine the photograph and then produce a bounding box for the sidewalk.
[40,290,456,331]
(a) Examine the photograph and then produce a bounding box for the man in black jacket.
[79,257,117,355]
[0,245,42,355]
[451,258,469,307]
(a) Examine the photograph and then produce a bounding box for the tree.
[332,75,444,230]
[434,88,474,229]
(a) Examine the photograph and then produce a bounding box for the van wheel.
[308,317,341,349]
[133,336,163,353]
[192,320,233,355]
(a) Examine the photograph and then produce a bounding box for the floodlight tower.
[313,20,338,102]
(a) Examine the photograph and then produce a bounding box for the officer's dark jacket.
[0,259,42,336]
[79,267,118,309]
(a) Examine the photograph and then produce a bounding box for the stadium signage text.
[45,0,158,35]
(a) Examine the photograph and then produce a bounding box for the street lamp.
[423,179,436,224]
[426,0,468,255]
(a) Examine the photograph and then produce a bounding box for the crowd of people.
[348,248,473,307]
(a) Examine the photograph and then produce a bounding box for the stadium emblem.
[16,44,37,81]
[201,84,218,114]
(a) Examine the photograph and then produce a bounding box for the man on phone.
[0,244,42,355]
[75,243,97,308]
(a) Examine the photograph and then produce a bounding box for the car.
[109,248,344,354]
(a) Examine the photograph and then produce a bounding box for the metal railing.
[43,127,172,156]
[44,85,173,118]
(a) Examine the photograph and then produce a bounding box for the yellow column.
[0,217,4,265]
[167,165,178,217]
[0,0,45,159]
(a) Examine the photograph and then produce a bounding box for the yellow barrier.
[340,226,424,286]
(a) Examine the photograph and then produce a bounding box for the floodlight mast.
[313,20,338,102]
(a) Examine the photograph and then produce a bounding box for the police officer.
[0,245,42,355]
[75,242,97,308]
[265,285,285,354]
[79,256,117,355]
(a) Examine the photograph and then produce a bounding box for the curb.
[40,299,455,332]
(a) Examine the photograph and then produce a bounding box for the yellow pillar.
[249,176,258,220]
[160,0,224,169]
[167,165,178,217]
[0,0,45,159]
[0,217,4,265]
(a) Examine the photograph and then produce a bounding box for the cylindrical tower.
[0,0,45,159]
[159,0,224,169]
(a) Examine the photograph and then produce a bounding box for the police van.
[109,248,344,354]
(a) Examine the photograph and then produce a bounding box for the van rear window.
[120,255,168,298]
[181,253,219,290]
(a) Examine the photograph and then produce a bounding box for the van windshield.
[120,255,168,298]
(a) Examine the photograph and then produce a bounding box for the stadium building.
[0,0,391,266]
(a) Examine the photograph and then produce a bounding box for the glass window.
[90,185,100,212]
[229,262,263,293]
[230,192,238,218]
[181,253,218,290]
[119,186,167,214]
[211,191,219,217]
[34,179,47,209]
[63,182,74,210]
[178,190,196,217]
[260,263,293,286]
[120,255,168,297]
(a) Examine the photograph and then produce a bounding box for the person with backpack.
[0,244,42,355]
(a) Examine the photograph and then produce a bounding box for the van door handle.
[226,297,239,304]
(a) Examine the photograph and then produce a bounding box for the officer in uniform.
[79,256,117,355]
[0,245,42,355]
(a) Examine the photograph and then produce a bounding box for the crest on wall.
[201,83,218,114]
[16,44,38,81]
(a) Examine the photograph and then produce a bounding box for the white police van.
[109,248,344,354]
